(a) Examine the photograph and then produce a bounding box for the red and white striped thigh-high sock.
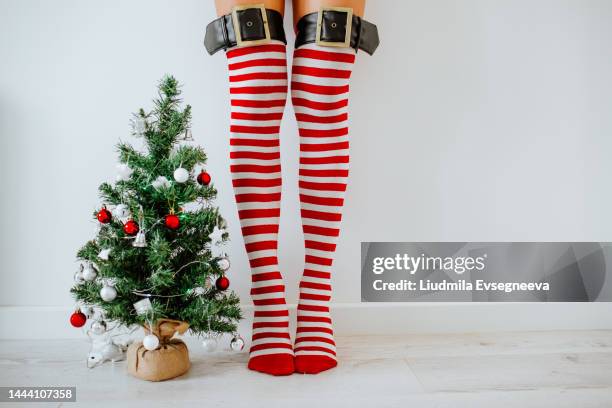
[290,43,355,374]
[227,42,294,376]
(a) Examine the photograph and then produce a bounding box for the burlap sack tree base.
[127,319,191,382]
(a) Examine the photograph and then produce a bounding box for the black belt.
[295,9,379,55]
[204,6,286,55]
[204,6,379,56]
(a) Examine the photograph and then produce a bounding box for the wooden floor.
[1,331,612,407]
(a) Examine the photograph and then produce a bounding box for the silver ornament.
[217,257,230,272]
[142,334,160,351]
[113,204,130,219]
[133,298,153,315]
[202,336,218,352]
[192,287,206,296]
[218,217,228,230]
[100,285,117,302]
[97,248,111,261]
[204,277,214,290]
[209,226,224,244]
[82,263,97,281]
[230,334,245,351]
[74,267,85,284]
[173,167,189,183]
[81,305,95,319]
[133,117,146,136]
[91,320,107,335]
[181,201,202,213]
[132,205,147,248]
[132,230,147,247]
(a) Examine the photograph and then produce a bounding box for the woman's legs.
[290,0,365,374]
[216,0,294,375]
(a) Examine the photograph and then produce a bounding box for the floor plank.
[0,331,611,407]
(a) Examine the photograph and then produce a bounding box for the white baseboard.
[1,303,612,340]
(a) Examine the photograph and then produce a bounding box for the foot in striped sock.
[291,44,356,374]
[227,42,294,376]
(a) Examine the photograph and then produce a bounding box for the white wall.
[1,0,612,338]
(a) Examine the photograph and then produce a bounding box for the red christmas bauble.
[70,311,87,328]
[123,220,139,236]
[165,214,180,230]
[216,276,230,291]
[97,207,112,224]
[197,171,211,186]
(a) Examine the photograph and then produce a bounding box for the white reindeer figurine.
[87,336,125,368]
[86,321,136,368]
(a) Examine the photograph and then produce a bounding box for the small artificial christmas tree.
[71,76,242,379]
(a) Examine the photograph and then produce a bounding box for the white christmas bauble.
[173,168,189,183]
[116,163,133,181]
[113,204,130,219]
[91,320,107,335]
[82,264,97,281]
[152,176,171,190]
[202,337,218,352]
[230,335,245,351]
[143,334,160,351]
[100,285,117,302]
[217,257,230,272]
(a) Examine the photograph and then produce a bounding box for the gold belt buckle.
[232,4,271,47]
[315,6,353,48]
